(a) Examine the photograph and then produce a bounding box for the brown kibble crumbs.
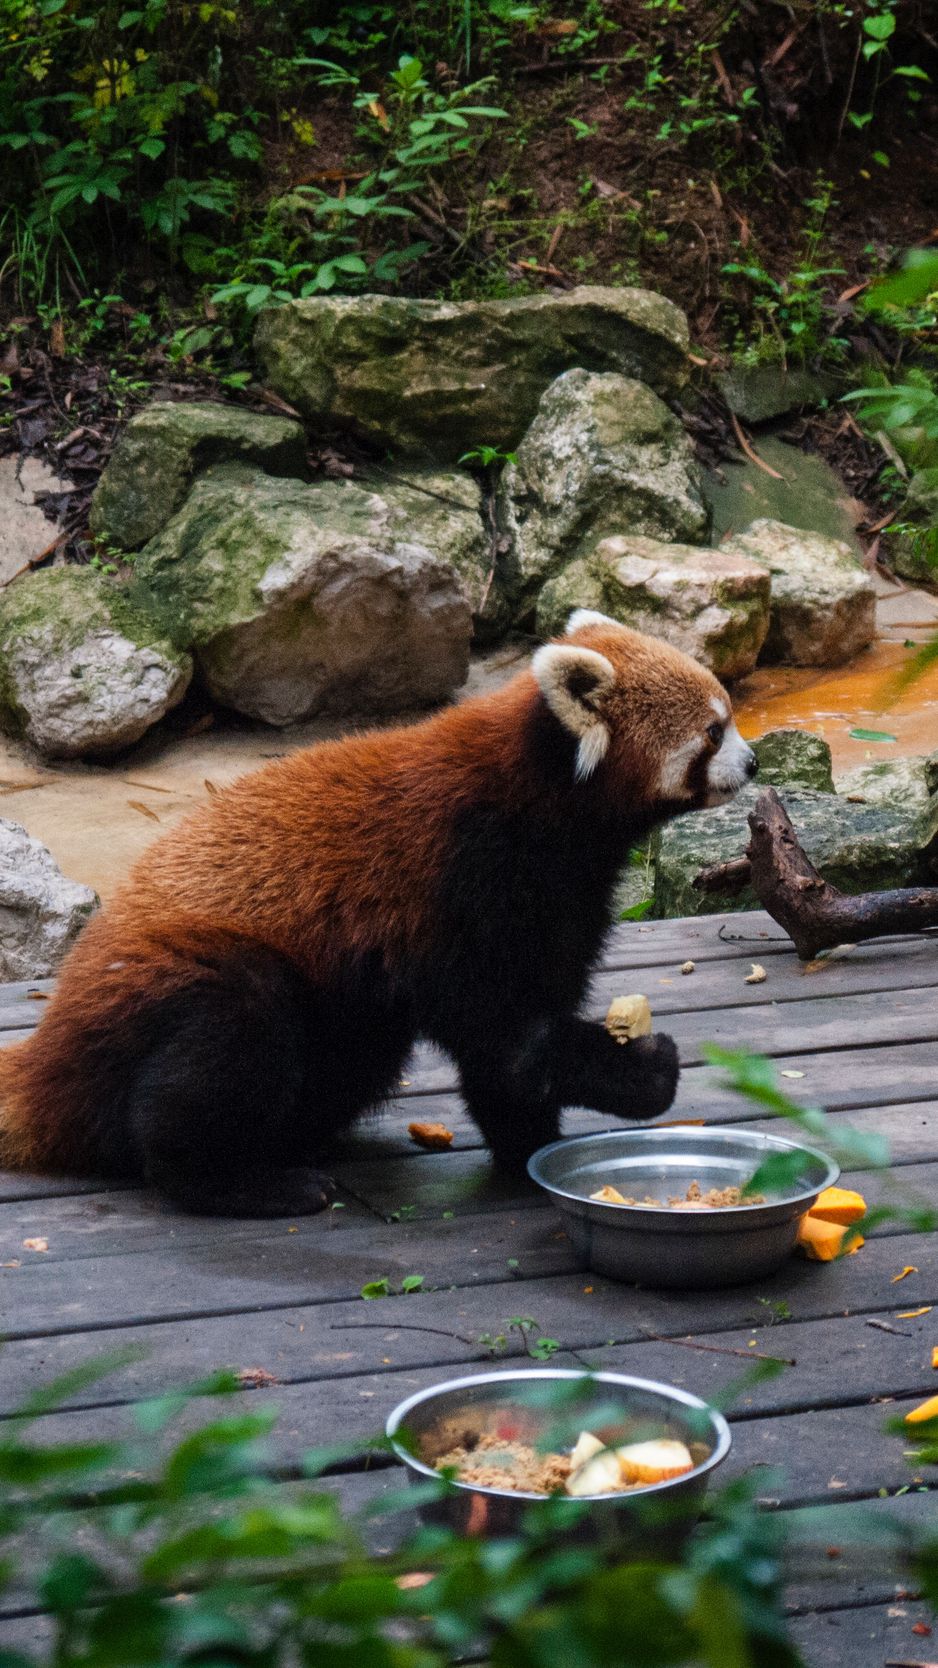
[408,1121,454,1151]
[590,1179,764,1210]
[435,1434,572,1495]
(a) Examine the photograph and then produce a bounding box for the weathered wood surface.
[1,908,937,1666]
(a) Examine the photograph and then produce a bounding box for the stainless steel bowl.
[527,1127,840,1288]
[386,1368,731,1551]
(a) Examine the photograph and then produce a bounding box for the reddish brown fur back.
[0,624,731,1174]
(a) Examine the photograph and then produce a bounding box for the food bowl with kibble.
[527,1127,840,1288]
[386,1368,731,1550]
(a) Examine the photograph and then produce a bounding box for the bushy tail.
[0,908,267,1176]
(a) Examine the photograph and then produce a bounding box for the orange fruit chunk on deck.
[809,1187,867,1226]
[905,1394,938,1424]
[796,1214,864,1261]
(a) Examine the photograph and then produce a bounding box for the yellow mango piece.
[809,1187,867,1226]
[905,1394,938,1424]
[796,1214,864,1262]
[931,1347,938,1371]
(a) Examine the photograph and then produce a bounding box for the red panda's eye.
[707,722,724,746]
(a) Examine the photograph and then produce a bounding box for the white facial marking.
[565,609,622,636]
[705,721,754,806]
[710,695,729,721]
[658,735,700,800]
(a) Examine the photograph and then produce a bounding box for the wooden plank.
[16,1303,938,1469]
[0,1207,572,1340]
[395,1034,938,1102]
[332,1149,938,1224]
[590,940,938,1014]
[2,1145,934,1337]
[787,1599,937,1667]
[7,1097,933,1260]
[0,1227,935,1414]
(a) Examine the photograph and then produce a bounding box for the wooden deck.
[2,908,938,1664]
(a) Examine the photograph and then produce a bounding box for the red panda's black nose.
[745,750,759,779]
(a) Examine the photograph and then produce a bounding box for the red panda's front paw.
[622,1031,680,1118]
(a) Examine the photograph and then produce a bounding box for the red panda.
[0,611,756,1216]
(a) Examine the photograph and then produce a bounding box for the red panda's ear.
[531,644,615,780]
[565,609,621,635]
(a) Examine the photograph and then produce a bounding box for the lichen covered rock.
[364,466,500,639]
[752,729,835,793]
[723,518,876,666]
[0,818,98,979]
[653,783,938,917]
[133,464,472,724]
[90,400,307,550]
[253,286,689,460]
[0,567,192,759]
[537,533,770,680]
[837,751,938,834]
[498,370,708,627]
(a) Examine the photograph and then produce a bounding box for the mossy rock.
[653,781,938,917]
[723,519,876,667]
[254,286,689,461]
[498,369,709,627]
[90,400,307,550]
[0,566,192,759]
[132,464,472,724]
[752,729,835,793]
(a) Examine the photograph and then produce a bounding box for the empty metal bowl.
[386,1367,731,1551]
[527,1127,840,1288]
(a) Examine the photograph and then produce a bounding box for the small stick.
[332,1321,478,1345]
[639,1326,795,1366]
[729,411,787,479]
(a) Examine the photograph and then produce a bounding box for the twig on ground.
[729,411,787,479]
[639,1325,795,1366]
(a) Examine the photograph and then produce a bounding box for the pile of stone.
[653,731,938,917]
[0,286,877,759]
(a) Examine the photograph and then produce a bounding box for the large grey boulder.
[359,466,501,639]
[0,568,192,759]
[253,287,689,460]
[653,781,938,918]
[537,534,770,680]
[498,370,708,627]
[0,818,98,979]
[752,729,835,793]
[90,401,307,550]
[723,518,876,666]
[133,464,472,724]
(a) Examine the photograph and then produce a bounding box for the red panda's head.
[531,610,757,815]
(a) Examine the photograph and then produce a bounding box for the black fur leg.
[456,1019,679,1173]
[552,1021,680,1121]
[146,1159,337,1218]
[121,940,348,1217]
[459,1064,561,1178]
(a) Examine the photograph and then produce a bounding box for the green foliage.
[721,179,845,364]
[0,4,506,310]
[0,1358,820,1668]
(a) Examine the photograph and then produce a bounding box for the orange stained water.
[734,640,938,772]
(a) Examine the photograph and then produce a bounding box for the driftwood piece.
[693,787,938,960]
